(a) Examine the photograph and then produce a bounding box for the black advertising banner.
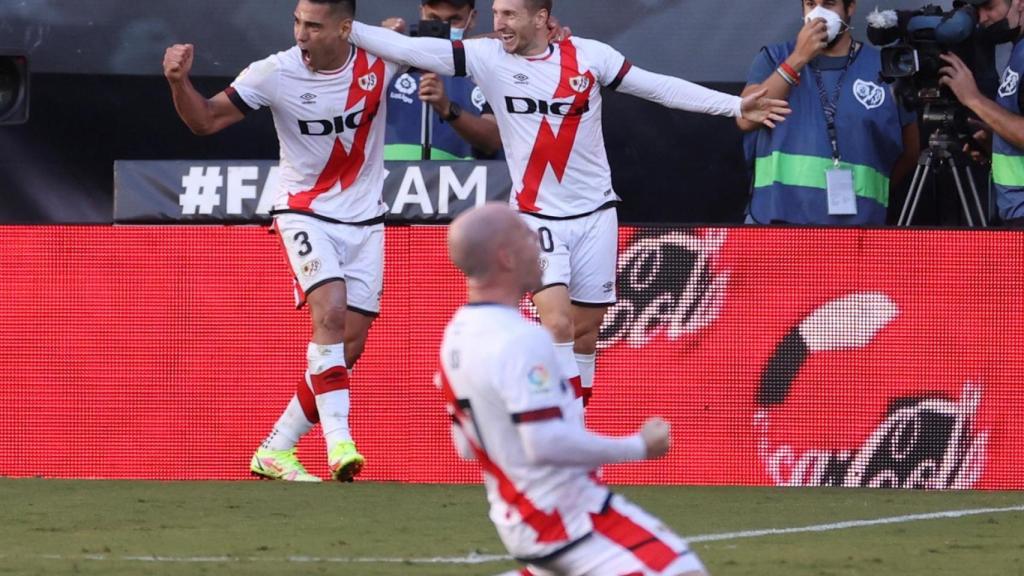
[113,160,513,224]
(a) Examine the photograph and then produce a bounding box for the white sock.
[575,351,596,396]
[262,374,317,451]
[308,342,352,448]
[262,396,314,451]
[554,342,584,406]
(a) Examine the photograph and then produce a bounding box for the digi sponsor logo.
[297,108,374,136]
[505,96,590,117]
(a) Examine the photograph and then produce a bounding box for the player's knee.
[315,305,348,336]
[540,313,574,342]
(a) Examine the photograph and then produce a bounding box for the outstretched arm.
[616,66,790,128]
[518,415,668,467]
[350,21,459,76]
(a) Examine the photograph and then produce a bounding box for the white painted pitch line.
[7,505,1024,565]
[686,504,1024,543]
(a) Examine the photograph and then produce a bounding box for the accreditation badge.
[826,168,857,216]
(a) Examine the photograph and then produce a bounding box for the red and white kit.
[439,304,704,575]
[230,45,401,311]
[350,24,741,304]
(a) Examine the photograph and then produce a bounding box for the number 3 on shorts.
[294,231,313,257]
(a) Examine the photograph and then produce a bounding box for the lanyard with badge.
[810,42,859,216]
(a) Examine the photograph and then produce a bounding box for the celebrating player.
[440,203,709,576]
[350,0,789,409]
[163,0,401,482]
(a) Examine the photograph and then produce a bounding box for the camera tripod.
[897,130,989,227]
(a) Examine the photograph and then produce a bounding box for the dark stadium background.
[0,0,923,224]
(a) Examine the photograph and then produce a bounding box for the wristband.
[776,67,797,86]
[780,62,801,84]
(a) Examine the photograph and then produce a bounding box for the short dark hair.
[307,0,356,18]
[802,0,854,9]
[524,0,552,14]
[422,0,475,8]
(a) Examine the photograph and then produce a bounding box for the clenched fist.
[640,417,671,459]
[164,44,194,83]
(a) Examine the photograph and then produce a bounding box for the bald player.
[438,204,709,576]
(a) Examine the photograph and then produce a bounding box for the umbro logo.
[513,73,529,85]
[301,93,318,105]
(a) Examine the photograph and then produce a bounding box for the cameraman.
[940,0,1024,227]
[738,0,920,225]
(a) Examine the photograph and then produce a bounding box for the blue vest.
[746,42,906,225]
[383,72,492,160]
[991,39,1024,221]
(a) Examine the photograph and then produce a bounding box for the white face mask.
[805,5,846,44]
[450,26,466,41]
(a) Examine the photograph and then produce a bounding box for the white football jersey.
[459,37,631,218]
[230,46,401,222]
[439,304,610,559]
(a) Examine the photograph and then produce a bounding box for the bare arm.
[419,73,501,154]
[737,19,828,132]
[164,44,245,136]
[451,113,502,155]
[349,21,458,76]
[940,53,1024,150]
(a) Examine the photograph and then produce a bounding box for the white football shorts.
[521,207,618,307]
[274,213,384,315]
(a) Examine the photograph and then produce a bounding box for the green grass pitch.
[1,480,1022,575]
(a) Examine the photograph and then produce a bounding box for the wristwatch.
[442,101,463,122]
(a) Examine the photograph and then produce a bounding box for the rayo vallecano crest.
[853,79,885,110]
[999,68,1019,98]
[359,72,379,92]
[569,75,591,94]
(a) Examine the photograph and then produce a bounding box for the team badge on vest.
[359,72,379,92]
[569,75,591,94]
[999,68,1020,98]
[471,87,487,111]
[853,79,885,110]
[394,73,418,96]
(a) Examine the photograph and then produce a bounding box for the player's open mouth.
[301,49,312,66]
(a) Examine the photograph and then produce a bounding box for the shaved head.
[449,204,521,279]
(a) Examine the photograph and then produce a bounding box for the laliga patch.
[527,365,552,391]
[999,68,1020,98]
[569,75,591,94]
[853,79,885,110]
[395,73,418,96]
[301,258,322,278]
[471,87,487,111]
[359,72,378,92]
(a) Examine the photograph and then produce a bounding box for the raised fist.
[164,44,194,82]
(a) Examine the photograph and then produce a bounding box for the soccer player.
[349,0,789,409]
[440,203,709,576]
[163,0,402,482]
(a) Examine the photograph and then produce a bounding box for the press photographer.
[738,0,920,226]
[937,0,1024,226]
